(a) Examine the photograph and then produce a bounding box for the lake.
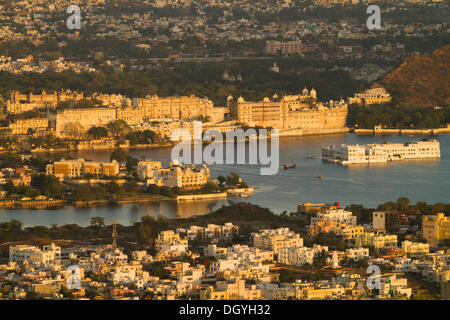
[1,133,449,227]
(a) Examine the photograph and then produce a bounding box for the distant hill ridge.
[382,45,450,107]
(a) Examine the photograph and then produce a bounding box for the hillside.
[382,45,450,107]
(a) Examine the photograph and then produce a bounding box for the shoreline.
[353,127,450,135]
[0,188,254,211]
[25,128,450,155]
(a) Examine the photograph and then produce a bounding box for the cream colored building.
[229,89,347,131]
[355,232,398,249]
[347,88,392,106]
[401,240,430,256]
[422,213,450,246]
[8,89,84,114]
[200,280,261,300]
[9,118,49,134]
[333,225,365,240]
[252,228,303,255]
[132,95,214,121]
[311,208,357,226]
[137,160,210,189]
[155,230,188,252]
[372,211,386,230]
[54,107,117,136]
[46,159,119,178]
[265,40,303,54]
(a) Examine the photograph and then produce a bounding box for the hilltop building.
[347,88,392,106]
[229,89,347,132]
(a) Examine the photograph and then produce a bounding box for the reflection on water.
[1,133,449,227]
[0,200,228,228]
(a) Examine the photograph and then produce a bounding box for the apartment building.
[200,279,262,300]
[9,118,49,134]
[155,230,188,252]
[345,248,370,261]
[9,244,61,267]
[278,245,328,266]
[355,232,398,249]
[176,223,239,241]
[311,208,357,226]
[333,225,365,240]
[402,240,430,256]
[252,228,304,255]
[379,275,412,298]
[422,213,450,246]
[265,40,303,54]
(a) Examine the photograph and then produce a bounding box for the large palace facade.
[229,88,348,131]
[132,95,214,121]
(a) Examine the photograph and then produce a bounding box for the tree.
[63,122,84,139]
[226,172,241,186]
[110,147,129,163]
[124,181,139,196]
[8,219,23,231]
[138,223,153,245]
[90,216,105,228]
[336,240,346,251]
[31,174,64,198]
[107,120,131,138]
[397,197,410,210]
[217,175,226,186]
[87,126,108,139]
[147,184,161,195]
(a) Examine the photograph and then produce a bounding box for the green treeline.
[347,103,450,129]
[0,62,361,107]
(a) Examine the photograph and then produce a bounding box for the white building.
[311,209,357,226]
[402,241,430,256]
[345,248,370,261]
[9,244,61,267]
[252,228,303,255]
[322,140,441,165]
[379,275,412,298]
[278,244,328,266]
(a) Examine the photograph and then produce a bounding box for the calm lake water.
[1,133,449,227]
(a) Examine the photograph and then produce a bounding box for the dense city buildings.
[0,0,448,306]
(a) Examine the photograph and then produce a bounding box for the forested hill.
[382,45,450,108]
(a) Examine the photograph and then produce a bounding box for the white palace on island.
[322,139,441,165]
